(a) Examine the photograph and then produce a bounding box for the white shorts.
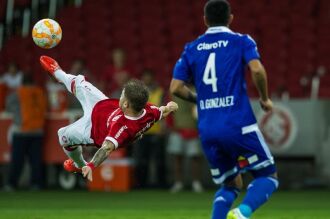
[58,75,108,146]
[167,132,202,157]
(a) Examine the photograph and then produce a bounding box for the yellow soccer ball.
[32,18,62,49]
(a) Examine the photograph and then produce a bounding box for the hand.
[167,101,178,112]
[82,166,93,182]
[259,98,273,112]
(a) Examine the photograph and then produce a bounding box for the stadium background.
[0,0,330,218]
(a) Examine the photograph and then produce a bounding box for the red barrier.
[87,159,133,192]
[0,116,11,163]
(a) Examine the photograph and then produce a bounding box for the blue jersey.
[173,26,260,141]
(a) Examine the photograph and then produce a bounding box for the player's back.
[176,27,260,140]
[90,99,162,147]
[90,99,119,146]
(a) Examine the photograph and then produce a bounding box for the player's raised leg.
[40,55,105,172]
[40,55,76,91]
[40,55,107,113]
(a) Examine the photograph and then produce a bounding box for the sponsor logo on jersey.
[135,120,155,139]
[112,115,122,122]
[107,109,120,127]
[115,125,128,139]
[197,40,229,51]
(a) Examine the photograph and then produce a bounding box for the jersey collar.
[124,109,146,120]
[205,26,232,34]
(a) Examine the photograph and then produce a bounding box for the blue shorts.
[201,124,276,185]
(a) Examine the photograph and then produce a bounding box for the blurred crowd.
[0,48,204,193]
[0,46,328,192]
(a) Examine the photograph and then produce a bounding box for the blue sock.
[211,187,240,219]
[239,177,279,218]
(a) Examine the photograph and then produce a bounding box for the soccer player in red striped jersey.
[40,56,178,181]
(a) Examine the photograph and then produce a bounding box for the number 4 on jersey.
[203,52,218,92]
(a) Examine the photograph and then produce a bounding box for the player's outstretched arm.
[170,79,197,103]
[249,59,273,112]
[159,101,179,119]
[82,140,116,181]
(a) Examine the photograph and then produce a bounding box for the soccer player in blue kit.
[170,0,278,219]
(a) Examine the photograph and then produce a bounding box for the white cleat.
[227,208,249,219]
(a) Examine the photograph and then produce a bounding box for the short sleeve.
[173,45,192,82]
[147,103,162,121]
[243,35,260,64]
[105,122,130,148]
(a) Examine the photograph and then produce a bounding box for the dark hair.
[123,79,149,112]
[204,0,231,26]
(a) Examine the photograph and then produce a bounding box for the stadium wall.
[0,100,330,189]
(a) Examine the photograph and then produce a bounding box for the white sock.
[54,69,76,92]
[63,146,86,168]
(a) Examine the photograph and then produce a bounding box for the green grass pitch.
[0,190,329,219]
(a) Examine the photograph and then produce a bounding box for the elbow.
[102,141,116,153]
[169,82,179,96]
[250,63,265,75]
[251,66,266,80]
[169,80,183,97]
[170,87,178,97]
[248,59,264,73]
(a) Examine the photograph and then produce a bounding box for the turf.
[0,190,329,219]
